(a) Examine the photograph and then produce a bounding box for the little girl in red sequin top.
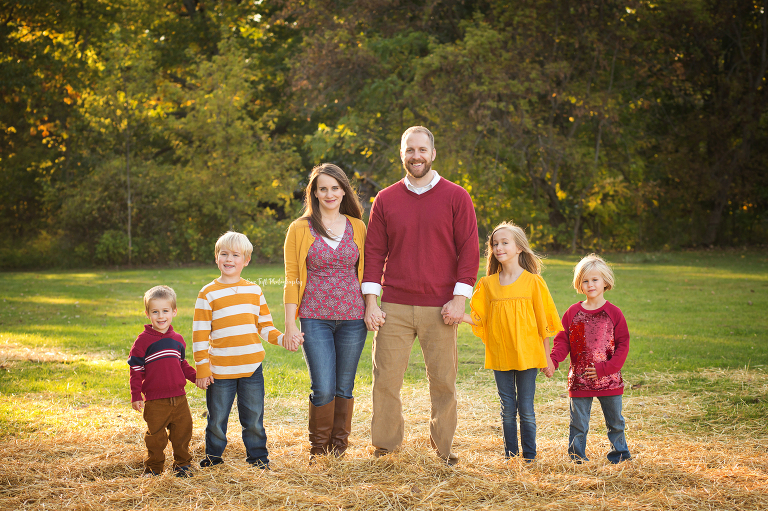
[550,254,632,464]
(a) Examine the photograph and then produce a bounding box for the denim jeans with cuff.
[569,394,631,463]
[204,365,269,467]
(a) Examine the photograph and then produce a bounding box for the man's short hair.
[572,253,615,294]
[400,126,435,150]
[215,231,253,259]
[144,285,177,311]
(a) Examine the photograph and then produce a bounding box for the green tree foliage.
[634,0,768,247]
[0,0,766,269]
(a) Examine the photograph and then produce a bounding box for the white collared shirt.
[404,170,441,195]
[361,170,473,300]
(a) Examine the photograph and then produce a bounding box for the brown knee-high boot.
[308,399,335,457]
[330,396,354,456]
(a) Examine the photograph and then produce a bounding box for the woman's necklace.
[322,214,342,236]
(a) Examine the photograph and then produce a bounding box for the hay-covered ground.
[2,368,766,510]
[2,253,766,509]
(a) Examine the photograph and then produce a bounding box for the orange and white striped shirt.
[193,278,284,379]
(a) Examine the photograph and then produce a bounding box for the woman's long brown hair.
[302,163,364,239]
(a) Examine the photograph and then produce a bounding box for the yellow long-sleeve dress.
[470,271,563,371]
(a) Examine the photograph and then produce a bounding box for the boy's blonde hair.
[215,231,253,259]
[485,221,543,276]
[144,285,177,311]
[572,253,615,293]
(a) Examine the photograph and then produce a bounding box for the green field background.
[1,251,766,416]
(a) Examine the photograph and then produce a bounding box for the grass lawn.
[1,250,767,509]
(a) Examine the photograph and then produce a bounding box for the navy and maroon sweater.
[363,177,479,307]
[128,325,196,402]
[550,301,630,398]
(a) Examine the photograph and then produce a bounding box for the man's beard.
[403,158,432,179]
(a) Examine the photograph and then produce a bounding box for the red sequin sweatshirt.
[550,301,629,397]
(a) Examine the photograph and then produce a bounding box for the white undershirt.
[321,233,342,250]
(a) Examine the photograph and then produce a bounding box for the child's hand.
[541,355,556,378]
[283,332,304,352]
[132,400,144,411]
[196,376,214,390]
[584,366,598,381]
[284,323,302,351]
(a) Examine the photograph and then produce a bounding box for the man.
[363,126,479,465]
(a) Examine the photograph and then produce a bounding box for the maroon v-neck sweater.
[363,177,479,307]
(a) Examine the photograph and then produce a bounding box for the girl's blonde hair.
[485,222,543,276]
[572,253,615,293]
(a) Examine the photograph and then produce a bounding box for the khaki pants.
[371,303,458,458]
[143,395,193,474]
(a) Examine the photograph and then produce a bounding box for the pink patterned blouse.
[298,219,365,320]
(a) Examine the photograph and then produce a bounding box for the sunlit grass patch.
[666,369,768,434]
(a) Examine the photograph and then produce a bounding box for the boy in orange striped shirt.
[193,231,302,469]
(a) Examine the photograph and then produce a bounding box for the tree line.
[1,0,766,269]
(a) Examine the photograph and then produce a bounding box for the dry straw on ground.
[2,369,767,510]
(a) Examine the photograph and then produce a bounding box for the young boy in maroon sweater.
[128,285,197,477]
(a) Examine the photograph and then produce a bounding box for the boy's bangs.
[215,232,254,258]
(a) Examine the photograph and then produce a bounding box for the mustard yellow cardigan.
[283,215,367,315]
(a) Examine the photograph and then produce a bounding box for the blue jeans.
[569,395,631,463]
[493,368,538,460]
[300,318,367,406]
[205,365,269,466]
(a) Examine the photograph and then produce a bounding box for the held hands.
[364,301,386,331]
[540,355,555,378]
[441,296,466,326]
[196,375,214,390]
[282,326,305,352]
[131,400,144,411]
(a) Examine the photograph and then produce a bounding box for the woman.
[283,163,367,458]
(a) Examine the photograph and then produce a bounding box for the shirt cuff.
[453,282,473,300]
[361,282,382,296]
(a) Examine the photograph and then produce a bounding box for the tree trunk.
[123,72,132,267]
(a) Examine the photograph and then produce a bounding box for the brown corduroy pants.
[371,303,458,459]
[142,394,193,474]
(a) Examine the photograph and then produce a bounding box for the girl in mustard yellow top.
[462,222,563,461]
